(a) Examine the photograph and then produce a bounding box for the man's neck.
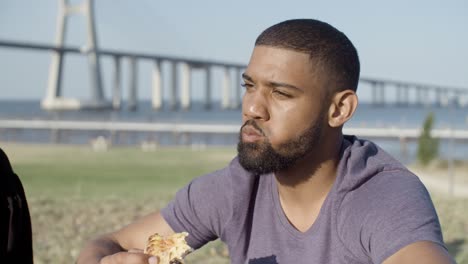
[275,157,338,203]
[273,136,343,232]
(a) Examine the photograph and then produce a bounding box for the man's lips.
[241,125,264,142]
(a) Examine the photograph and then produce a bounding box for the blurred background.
[0,0,467,263]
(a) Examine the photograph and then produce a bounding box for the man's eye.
[273,90,291,98]
[241,83,254,89]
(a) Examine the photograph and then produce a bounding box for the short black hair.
[255,19,360,93]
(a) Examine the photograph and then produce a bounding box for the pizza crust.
[144,232,192,264]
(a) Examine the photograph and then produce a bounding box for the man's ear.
[327,89,358,128]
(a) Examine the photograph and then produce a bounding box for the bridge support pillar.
[170,62,178,110]
[43,0,67,109]
[415,86,422,106]
[371,82,377,106]
[128,57,138,111]
[43,0,108,110]
[435,88,442,107]
[86,0,104,103]
[372,82,385,106]
[151,60,163,110]
[378,83,385,106]
[404,86,410,106]
[112,56,121,110]
[440,91,449,107]
[232,68,241,109]
[456,92,467,107]
[204,66,212,110]
[422,88,430,107]
[396,85,401,106]
[181,63,191,110]
[222,67,231,109]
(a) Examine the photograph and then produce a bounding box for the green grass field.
[2,143,467,263]
[6,143,235,199]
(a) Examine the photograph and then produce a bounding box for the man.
[77,19,454,264]
[1,148,34,263]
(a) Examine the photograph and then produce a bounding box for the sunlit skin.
[241,46,327,153]
[240,45,347,232]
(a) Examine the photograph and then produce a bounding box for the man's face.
[237,45,329,174]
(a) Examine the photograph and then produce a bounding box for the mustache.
[241,119,265,136]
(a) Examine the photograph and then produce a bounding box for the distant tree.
[417,112,439,165]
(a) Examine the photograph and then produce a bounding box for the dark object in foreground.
[0,148,33,263]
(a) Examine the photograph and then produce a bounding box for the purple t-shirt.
[161,136,445,263]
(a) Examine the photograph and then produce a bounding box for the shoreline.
[409,164,468,198]
[3,142,467,198]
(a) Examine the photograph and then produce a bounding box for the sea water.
[0,100,467,164]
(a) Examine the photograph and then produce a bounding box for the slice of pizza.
[144,232,192,264]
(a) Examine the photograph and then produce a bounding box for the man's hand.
[77,212,174,264]
[100,249,158,264]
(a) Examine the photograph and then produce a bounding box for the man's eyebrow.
[241,73,253,82]
[242,73,302,91]
[268,81,303,92]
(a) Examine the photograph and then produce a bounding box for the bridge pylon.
[42,0,110,110]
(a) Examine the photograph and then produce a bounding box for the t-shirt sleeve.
[338,171,446,263]
[160,167,233,249]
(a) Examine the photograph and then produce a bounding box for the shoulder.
[0,148,14,174]
[189,156,258,195]
[338,137,434,215]
[339,168,432,219]
[337,168,443,263]
[0,148,34,262]
[336,137,444,262]
[161,156,258,244]
[1,148,23,193]
[185,156,260,218]
[167,156,258,211]
[336,136,422,198]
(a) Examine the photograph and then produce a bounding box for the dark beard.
[237,119,323,175]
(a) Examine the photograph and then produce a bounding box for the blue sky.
[0,0,467,101]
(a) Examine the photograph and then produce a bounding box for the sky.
[0,0,467,102]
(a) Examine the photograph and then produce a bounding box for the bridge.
[0,0,467,111]
[0,39,245,111]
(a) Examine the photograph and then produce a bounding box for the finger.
[100,251,150,264]
[128,248,144,254]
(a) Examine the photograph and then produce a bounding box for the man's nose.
[242,91,270,121]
